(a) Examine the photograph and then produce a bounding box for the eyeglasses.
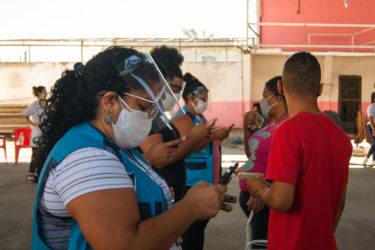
[121,93,159,119]
[195,96,208,102]
[168,83,183,92]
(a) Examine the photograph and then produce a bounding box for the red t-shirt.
[266,112,352,250]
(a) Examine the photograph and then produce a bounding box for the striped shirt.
[40,147,133,249]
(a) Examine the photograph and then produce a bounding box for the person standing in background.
[22,85,46,182]
[247,52,351,250]
[139,46,211,202]
[173,72,233,250]
[363,92,375,165]
[237,76,288,244]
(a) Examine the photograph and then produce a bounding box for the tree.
[182,28,214,39]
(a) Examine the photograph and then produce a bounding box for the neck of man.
[271,103,288,122]
[285,94,322,118]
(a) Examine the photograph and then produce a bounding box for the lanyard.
[125,150,174,209]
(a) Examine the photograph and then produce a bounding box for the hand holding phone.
[219,161,239,185]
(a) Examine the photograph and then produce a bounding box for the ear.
[187,94,195,103]
[317,83,324,97]
[100,91,118,111]
[277,80,284,96]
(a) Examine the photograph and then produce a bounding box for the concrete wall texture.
[0,62,73,103]
[251,53,375,116]
[1,53,374,127]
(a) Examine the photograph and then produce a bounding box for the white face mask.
[174,92,181,102]
[112,97,153,149]
[260,95,277,120]
[192,97,208,114]
[161,92,179,112]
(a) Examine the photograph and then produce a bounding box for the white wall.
[1,54,374,124]
[0,62,73,103]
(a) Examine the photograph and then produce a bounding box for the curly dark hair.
[151,46,184,79]
[35,47,159,175]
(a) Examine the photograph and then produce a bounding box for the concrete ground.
[0,137,375,250]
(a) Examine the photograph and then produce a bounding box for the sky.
[0,0,254,39]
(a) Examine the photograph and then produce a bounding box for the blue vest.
[32,123,167,250]
[183,106,215,186]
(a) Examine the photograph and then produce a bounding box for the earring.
[104,109,112,124]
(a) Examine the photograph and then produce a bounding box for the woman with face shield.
[237,76,288,244]
[31,47,235,250]
[139,46,212,202]
[172,73,233,250]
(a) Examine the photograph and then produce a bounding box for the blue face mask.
[260,95,277,120]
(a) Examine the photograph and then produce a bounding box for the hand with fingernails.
[142,138,183,169]
[182,181,237,220]
[243,111,258,130]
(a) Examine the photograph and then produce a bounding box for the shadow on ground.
[0,160,375,249]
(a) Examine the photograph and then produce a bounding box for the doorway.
[338,75,361,134]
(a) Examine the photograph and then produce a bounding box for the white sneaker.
[362,157,369,165]
[368,159,375,166]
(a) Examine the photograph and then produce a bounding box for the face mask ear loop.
[118,96,132,112]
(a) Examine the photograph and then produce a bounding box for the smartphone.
[219,161,239,185]
[207,120,215,126]
[228,123,235,129]
[237,172,264,179]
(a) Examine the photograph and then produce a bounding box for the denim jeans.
[367,124,375,160]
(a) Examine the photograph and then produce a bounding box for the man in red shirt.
[247,52,352,250]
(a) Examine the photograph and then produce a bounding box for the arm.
[195,127,230,151]
[140,134,163,153]
[140,134,177,168]
[173,115,215,152]
[141,124,211,168]
[333,186,347,233]
[22,102,40,127]
[243,111,259,158]
[67,182,228,250]
[247,178,295,213]
[243,129,255,158]
[22,114,39,127]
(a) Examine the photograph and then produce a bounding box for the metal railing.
[0,38,251,62]
[247,22,375,52]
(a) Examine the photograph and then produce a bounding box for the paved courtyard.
[0,139,374,249]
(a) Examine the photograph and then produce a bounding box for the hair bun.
[74,62,85,78]
[183,72,195,82]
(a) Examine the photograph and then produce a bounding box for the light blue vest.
[32,123,167,250]
[183,106,215,186]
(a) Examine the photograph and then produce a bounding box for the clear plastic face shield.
[117,52,184,130]
[192,86,209,102]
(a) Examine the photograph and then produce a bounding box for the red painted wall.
[260,0,375,52]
